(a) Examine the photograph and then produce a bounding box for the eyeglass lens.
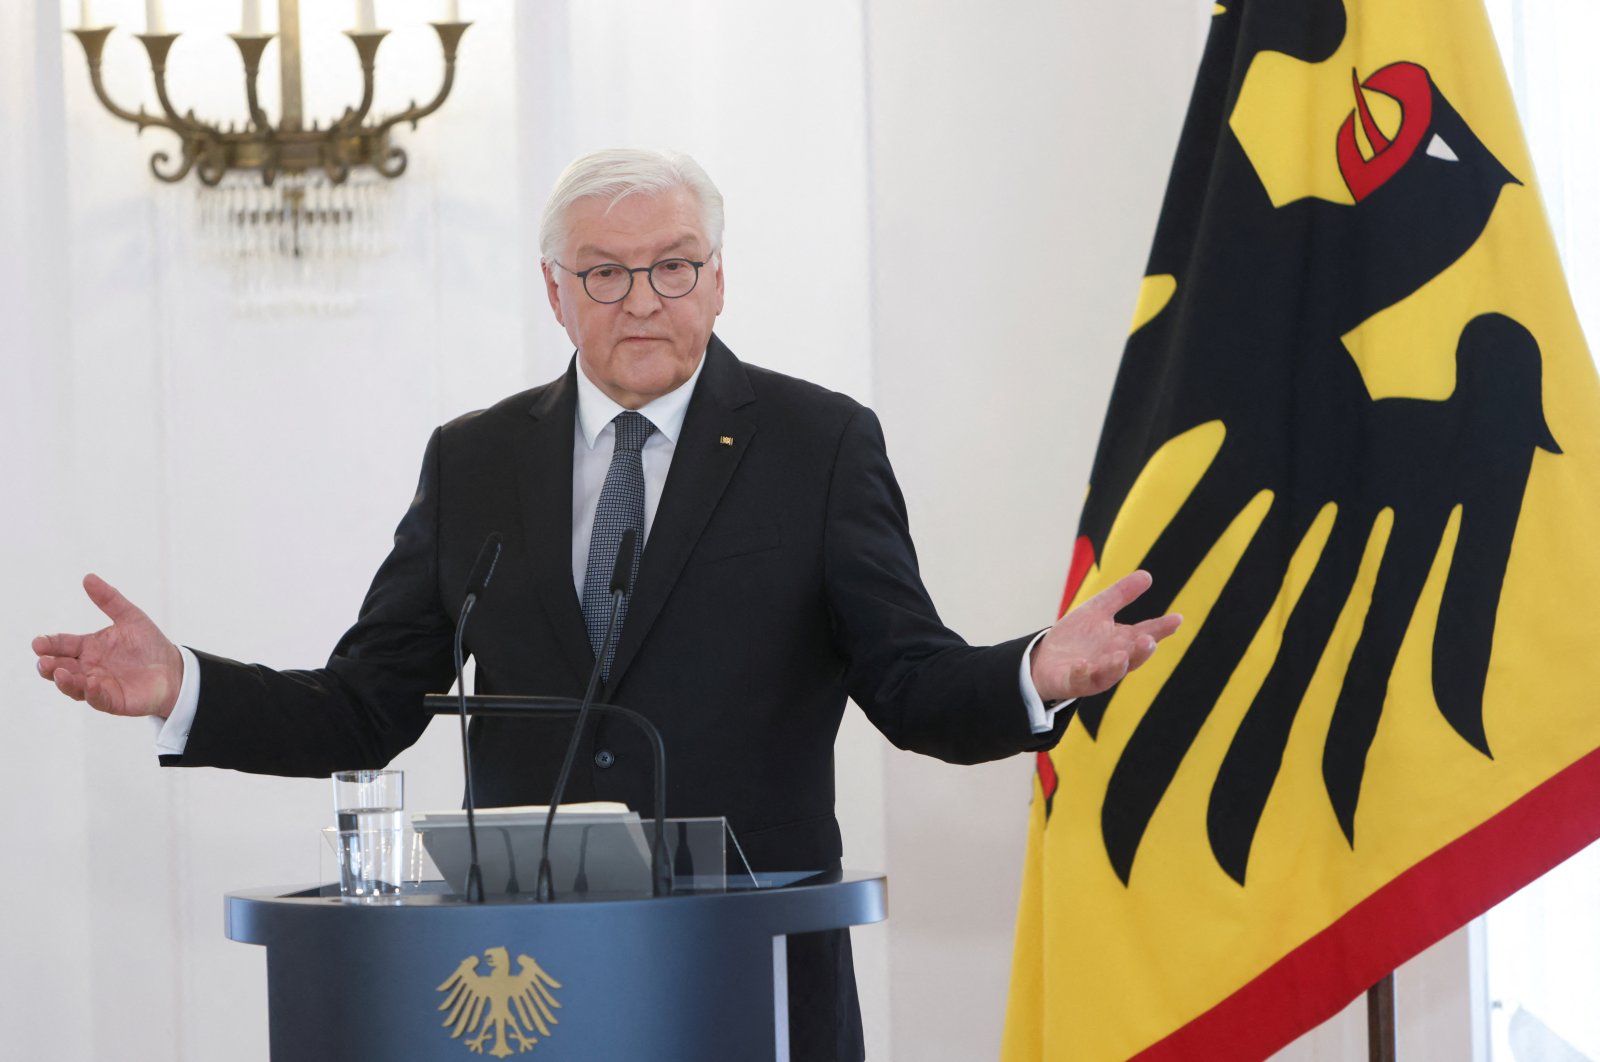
[584,259,700,303]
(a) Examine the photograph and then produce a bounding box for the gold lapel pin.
[719,435,734,447]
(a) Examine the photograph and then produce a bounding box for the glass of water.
[331,769,405,902]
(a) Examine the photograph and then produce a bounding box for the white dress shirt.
[156,350,1063,754]
[569,351,701,596]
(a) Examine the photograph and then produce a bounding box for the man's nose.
[620,272,662,315]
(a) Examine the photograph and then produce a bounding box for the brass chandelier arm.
[231,34,281,186]
[258,140,283,188]
[195,147,234,187]
[372,143,409,179]
[149,144,200,183]
[372,22,471,139]
[67,28,220,186]
[136,34,223,141]
[68,28,188,138]
[332,31,389,135]
[232,34,277,133]
[136,31,237,186]
[321,156,353,185]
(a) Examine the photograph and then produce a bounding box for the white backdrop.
[2,1,1509,1059]
[1480,4,1600,1058]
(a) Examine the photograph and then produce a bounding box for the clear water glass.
[331,769,404,902]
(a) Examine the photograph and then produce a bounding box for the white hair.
[538,149,725,262]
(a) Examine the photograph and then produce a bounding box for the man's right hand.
[33,574,184,719]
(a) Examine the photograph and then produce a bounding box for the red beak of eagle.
[1336,62,1451,202]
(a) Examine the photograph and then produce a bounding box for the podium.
[226,870,886,1061]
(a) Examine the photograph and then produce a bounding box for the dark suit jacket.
[171,335,1068,1058]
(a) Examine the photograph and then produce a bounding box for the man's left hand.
[1030,570,1181,703]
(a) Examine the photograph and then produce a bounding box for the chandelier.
[69,0,470,187]
[67,0,472,309]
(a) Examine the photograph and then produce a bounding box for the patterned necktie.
[582,410,655,679]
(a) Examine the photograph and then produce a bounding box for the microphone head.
[464,532,505,600]
[610,528,639,595]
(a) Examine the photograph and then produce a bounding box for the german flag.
[1004,0,1600,1058]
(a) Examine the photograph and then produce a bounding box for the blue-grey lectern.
[226,871,886,1061]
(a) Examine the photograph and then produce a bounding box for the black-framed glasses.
[554,256,709,304]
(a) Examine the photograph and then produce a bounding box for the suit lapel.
[514,362,596,683]
[606,336,757,692]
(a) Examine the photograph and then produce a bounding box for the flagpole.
[1366,973,1397,1061]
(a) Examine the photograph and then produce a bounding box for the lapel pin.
[719,435,734,447]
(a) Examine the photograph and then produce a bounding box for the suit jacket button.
[593,748,616,769]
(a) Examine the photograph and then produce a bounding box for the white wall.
[1,5,92,1062]
[865,1,1211,1056]
[4,0,1489,1059]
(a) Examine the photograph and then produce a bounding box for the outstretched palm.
[33,574,183,718]
[1030,571,1181,703]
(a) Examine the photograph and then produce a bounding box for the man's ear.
[543,260,565,325]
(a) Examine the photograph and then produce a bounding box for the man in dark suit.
[34,149,1181,1060]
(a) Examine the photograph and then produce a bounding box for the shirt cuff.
[152,645,201,756]
[1020,629,1074,734]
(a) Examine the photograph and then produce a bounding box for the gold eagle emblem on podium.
[437,946,563,1056]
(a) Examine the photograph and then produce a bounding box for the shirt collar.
[574,349,705,450]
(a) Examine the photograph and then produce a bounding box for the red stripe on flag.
[1036,750,1059,806]
[1060,535,1096,619]
[1132,742,1600,1061]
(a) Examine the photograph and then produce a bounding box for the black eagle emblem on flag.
[1038,0,1560,889]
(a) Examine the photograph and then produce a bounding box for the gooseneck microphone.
[453,531,504,904]
[536,527,637,902]
[419,695,673,897]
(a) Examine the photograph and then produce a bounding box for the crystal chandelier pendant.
[189,170,400,315]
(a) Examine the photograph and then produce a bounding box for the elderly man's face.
[544,187,724,409]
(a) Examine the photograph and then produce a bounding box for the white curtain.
[1484,0,1600,358]
[1483,2,1600,1061]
